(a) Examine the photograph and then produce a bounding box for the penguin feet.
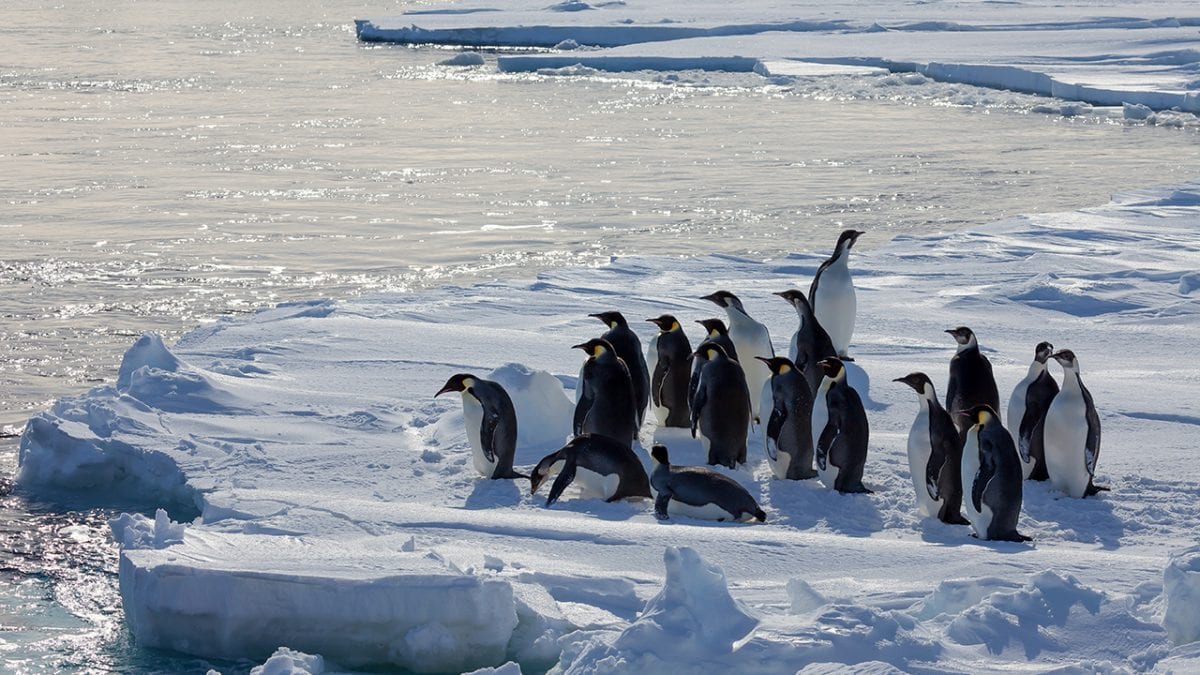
[654,510,669,521]
[1084,482,1111,497]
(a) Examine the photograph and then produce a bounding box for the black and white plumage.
[690,342,751,469]
[572,338,639,447]
[700,291,775,422]
[809,229,863,360]
[589,311,650,427]
[435,373,525,480]
[1006,341,1059,481]
[774,289,836,394]
[945,326,1001,434]
[757,356,817,480]
[811,357,872,493]
[690,319,738,412]
[1043,350,1108,498]
[895,372,969,525]
[649,445,765,522]
[960,404,1030,542]
[530,434,651,506]
[645,315,692,428]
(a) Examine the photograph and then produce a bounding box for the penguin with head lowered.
[895,372,969,525]
[700,291,775,422]
[774,289,836,394]
[589,311,650,426]
[530,434,651,505]
[1007,341,1059,481]
[645,315,692,428]
[757,356,817,480]
[809,229,864,361]
[573,338,638,447]
[649,445,765,522]
[690,318,738,410]
[1043,349,1108,498]
[960,404,1030,542]
[945,326,1000,434]
[435,373,526,479]
[811,357,872,493]
[690,342,751,469]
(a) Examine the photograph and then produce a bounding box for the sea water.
[2,0,1198,671]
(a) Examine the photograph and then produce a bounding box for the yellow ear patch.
[779,364,791,374]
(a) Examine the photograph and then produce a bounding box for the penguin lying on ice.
[530,434,651,506]
[649,445,765,523]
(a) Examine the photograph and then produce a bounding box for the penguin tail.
[754,508,766,523]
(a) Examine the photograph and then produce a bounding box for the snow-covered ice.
[17,181,1200,671]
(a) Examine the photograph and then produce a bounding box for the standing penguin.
[573,338,638,447]
[757,356,817,480]
[960,404,1030,542]
[811,357,872,493]
[1007,342,1059,481]
[690,342,751,469]
[945,326,1000,433]
[809,229,864,360]
[700,290,775,422]
[646,315,692,428]
[689,318,739,412]
[894,372,969,525]
[435,373,526,479]
[589,311,650,427]
[774,289,837,394]
[1043,349,1108,498]
[530,434,651,505]
[649,445,766,522]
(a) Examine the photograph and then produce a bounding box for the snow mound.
[787,578,828,614]
[488,363,574,448]
[465,663,523,675]
[109,508,186,550]
[440,52,485,66]
[946,571,1103,655]
[1164,547,1200,645]
[249,647,325,675]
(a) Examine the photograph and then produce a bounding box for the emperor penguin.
[960,404,1030,542]
[773,289,837,394]
[1006,342,1059,480]
[689,318,738,412]
[756,356,817,480]
[1043,349,1108,498]
[811,357,872,493]
[649,445,765,522]
[700,290,775,422]
[894,372,969,525]
[572,338,638,447]
[945,326,1000,434]
[690,342,751,469]
[530,434,651,505]
[589,311,650,426]
[435,373,525,479]
[646,315,692,428]
[809,229,864,360]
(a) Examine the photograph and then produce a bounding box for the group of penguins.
[435,229,1106,541]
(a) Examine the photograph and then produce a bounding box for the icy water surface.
[2,0,1200,671]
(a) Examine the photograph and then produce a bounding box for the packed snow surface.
[18,183,1200,671]
[357,0,1200,111]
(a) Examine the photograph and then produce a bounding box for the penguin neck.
[956,335,978,354]
[1060,366,1082,392]
[1024,359,1046,380]
[827,247,850,269]
[918,382,938,408]
[724,305,753,326]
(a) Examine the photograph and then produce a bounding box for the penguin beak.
[943,329,957,336]
[699,293,721,305]
[434,383,456,397]
[754,356,771,365]
[570,342,588,352]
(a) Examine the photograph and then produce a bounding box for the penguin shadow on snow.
[765,478,884,536]
[844,361,888,412]
[463,438,566,510]
[1020,479,1124,549]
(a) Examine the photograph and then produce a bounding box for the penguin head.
[1034,342,1055,363]
[695,318,729,338]
[818,357,845,381]
[960,403,999,427]
[588,311,628,330]
[435,373,476,397]
[773,289,813,311]
[1051,349,1079,370]
[572,338,614,358]
[647,314,681,332]
[893,372,934,398]
[945,326,978,349]
[529,453,560,494]
[836,229,865,252]
[700,290,746,313]
[650,444,670,467]
[694,341,730,362]
[755,356,795,375]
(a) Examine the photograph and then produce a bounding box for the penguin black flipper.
[653,490,672,520]
[931,406,969,524]
[766,397,787,463]
[815,418,836,472]
[574,360,596,435]
[651,352,668,409]
[545,454,579,506]
[1081,380,1101,478]
[971,443,995,515]
[1020,372,1059,465]
[1028,415,1050,481]
[925,443,946,502]
[690,381,708,440]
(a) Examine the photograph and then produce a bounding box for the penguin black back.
[647,315,692,428]
[589,311,650,427]
[945,326,1000,433]
[572,338,638,447]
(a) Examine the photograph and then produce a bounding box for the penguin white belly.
[462,394,497,477]
[788,331,800,364]
[575,467,620,500]
[729,320,773,420]
[646,335,669,425]
[765,434,791,480]
[960,430,988,538]
[906,408,939,518]
[1043,393,1090,498]
[1006,378,1034,479]
[814,263,855,357]
[668,499,738,522]
[758,380,774,444]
